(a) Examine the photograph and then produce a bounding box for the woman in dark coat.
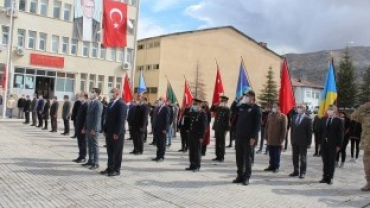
[42,99,51,130]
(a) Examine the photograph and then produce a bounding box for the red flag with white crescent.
[122,74,133,103]
[182,80,193,109]
[212,66,224,106]
[103,0,127,47]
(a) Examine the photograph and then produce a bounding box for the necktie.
[296,115,301,125]
[326,117,332,130]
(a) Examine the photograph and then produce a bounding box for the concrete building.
[0,0,139,101]
[292,78,323,109]
[135,26,282,103]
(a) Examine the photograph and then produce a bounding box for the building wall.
[0,0,139,101]
[294,86,322,109]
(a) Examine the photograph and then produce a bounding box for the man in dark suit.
[71,94,82,138]
[73,93,89,163]
[101,88,128,177]
[152,96,170,162]
[318,105,344,185]
[36,95,45,128]
[178,106,191,152]
[129,96,148,155]
[30,94,38,126]
[82,88,103,170]
[61,95,72,135]
[49,96,59,133]
[72,0,100,42]
[289,104,313,178]
[23,95,32,124]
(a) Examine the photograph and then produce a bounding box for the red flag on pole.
[122,74,133,103]
[1,66,6,88]
[102,0,128,47]
[182,79,193,109]
[279,58,296,114]
[212,66,224,106]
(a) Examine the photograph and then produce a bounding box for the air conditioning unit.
[6,8,18,18]
[16,46,24,56]
[122,62,131,70]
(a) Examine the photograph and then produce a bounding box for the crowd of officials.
[5,88,370,191]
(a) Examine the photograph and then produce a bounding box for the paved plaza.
[0,120,369,208]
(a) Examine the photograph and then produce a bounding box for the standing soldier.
[233,90,261,185]
[211,95,230,162]
[186,98,207,172]
[351,102,370,191]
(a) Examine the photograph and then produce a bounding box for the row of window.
[305,90,321,99]
[80,73,123,94]
[1,26,134,64]
[133,87,158,94]
[138,41,160,50]
[137,64,160,71]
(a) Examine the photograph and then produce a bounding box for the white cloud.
[184,0,370,53]
[138,18,168,39]
[142,0,195,12]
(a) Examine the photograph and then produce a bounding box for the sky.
[138,0,370,54]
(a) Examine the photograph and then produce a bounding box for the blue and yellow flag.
[318,61,337,118]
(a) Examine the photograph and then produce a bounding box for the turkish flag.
[1,66,6,89]
[103,0,127,47]
[182,80,193,109]
[122,74,133,103]
[279,58,296,114]
[212,66,224,106]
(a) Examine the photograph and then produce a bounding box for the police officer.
[233,90,261,185]
[186,98,207,172]
[211,95,230,162]
[351,101,370,191]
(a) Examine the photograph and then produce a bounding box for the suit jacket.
[62,101,72,119]
[76,101,89,132]
[31,98,38,112]
[291,114,313,146]
[265,112,288,146]
[155,105,170,134]
[72,17,100,42]
[85,100,103,132]
[50,101,59,118]
[43,101,50,119]
[104,99,128,137]
[71,100,82,121]
[36,99,45,112]
[130,105,148,131]
[318,117,344,148]
[24,100,32,112]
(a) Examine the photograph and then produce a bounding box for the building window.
[153,64,160,70]
[117,49,125,62]
[89,74,96,91]
[147,43,153,49]
[1,26,9,45]
[146,65,151,70]
[137,66,144,71]
[148,87,158,94]
[91,43,97,58]
[138,44,145,50]
[28,31,37,49]
[116,77,122,89]
[57,73,75,92]
[82,42,89,57]
[80,73,87,92]
[153,42,160,47]
[51,35,59,53]
[305,90,312,98]
[63,3,71,21]
[53,0,61,18]
[97,75,104,91]
[127,19,135,35]
[107,76,114,93]
[17,29,26,47]
[110,48,116,61]
[62,37,68,54]
[40,0,48,16]
[70,39,77,55]
[38,32,47,51]
[30,0,38,13]
[99,46,106,59]
[127,48,134,65]
[4,0,11,8]
[19,0,26,11]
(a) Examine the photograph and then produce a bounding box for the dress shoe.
[61,132,70,136]
[361,184,370,191]
[264,166,274,171]
[89,164,99,170]
[242,179,250,186]
[193,168,200,172]
[232,177,243,183]
[30,124,35,126]
[71,136,77,139]
[72,158,79,163]
[289,172,299,177]
[185,167,195,171]
[227,145,232,148]
[42,128,48,130]
[134,152,143,155]
[319,178,327,183]
[326,179,333,185]
[273,169,280,173]
[76,158,86,163]
[82,162,94,167]
[100,169,109,175]
[49,130,57,133]
[313,153,318,157]
[129,151,137,154]
[178,149,185,152]
[299,174,305,179]
[212,158,221,162]
[108,171,120,177]
[156,158,164,162]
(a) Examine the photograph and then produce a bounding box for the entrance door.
[35,77,55,99]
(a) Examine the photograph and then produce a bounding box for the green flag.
[166,81,178,103]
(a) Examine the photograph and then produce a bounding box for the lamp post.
[2,0,15,119]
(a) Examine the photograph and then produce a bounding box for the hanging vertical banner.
[102,0,128,47]
[72,0,102,42]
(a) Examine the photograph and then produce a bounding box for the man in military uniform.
[233,90,261,185]
[186,98,207,172]
[211,95,230,162]
[351,101,370,191]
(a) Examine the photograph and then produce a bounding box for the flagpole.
[241,56,253,89]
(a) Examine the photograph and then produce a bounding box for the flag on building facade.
[235,61,251,98]
[166,80,178,104]
[137,70,147,94]
[122,74,133,103]
[212,65,224,106]
[318,61,338,117]
[182,79,193,109]
[102,0,127,47]
[279,58,296,114]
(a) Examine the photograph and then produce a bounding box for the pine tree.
[258,67,278,107]
[358,66,370,104]
[337,48,357,108]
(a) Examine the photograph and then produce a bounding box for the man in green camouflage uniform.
[351,102,370,191]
